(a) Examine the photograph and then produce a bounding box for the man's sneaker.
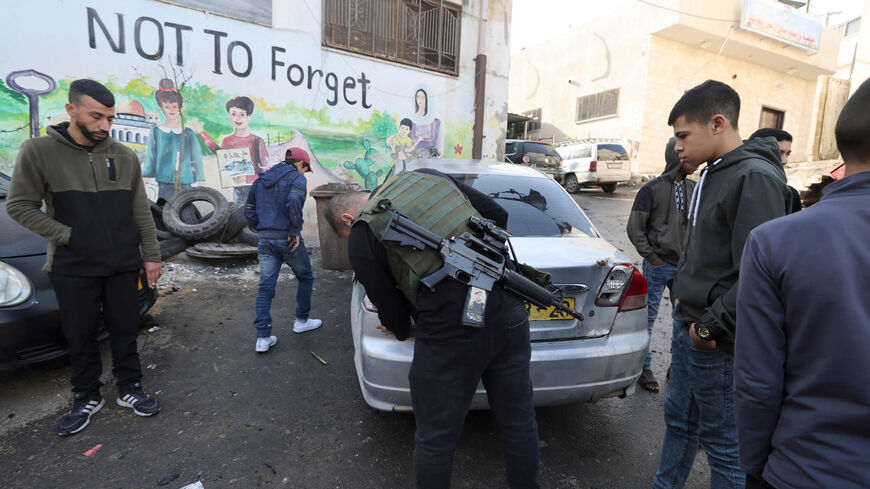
[58,392,104,437]
[116,382,160,417]
[255,336,277,352]
[293,318,322,333]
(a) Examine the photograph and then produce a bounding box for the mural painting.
[1,0,477,226]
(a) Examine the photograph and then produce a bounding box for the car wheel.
[162,187,230,241]
[563,173,580,193]
[601,183,617,193]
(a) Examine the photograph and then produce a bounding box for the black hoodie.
[671,138,790,355]
[627,138,696,266]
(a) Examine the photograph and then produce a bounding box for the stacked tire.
[151,187,257,259]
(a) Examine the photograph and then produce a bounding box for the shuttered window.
[575,88,620,123]
[324,0,461,75]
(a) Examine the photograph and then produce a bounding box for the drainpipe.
[472,0,489,159]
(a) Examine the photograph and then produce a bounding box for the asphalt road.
[0,184,711,489]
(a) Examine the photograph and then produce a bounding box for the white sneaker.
[293,318,322,333]
[255,336,277,352]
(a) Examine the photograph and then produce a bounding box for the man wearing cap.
[244,147,322,353]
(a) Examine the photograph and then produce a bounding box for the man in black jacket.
[748,128,802,213]
[650,80,790,489]
[626,137,697,392]
[7,79,162,436]
[325,169,539,489]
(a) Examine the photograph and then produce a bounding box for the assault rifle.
[378,200,584,321]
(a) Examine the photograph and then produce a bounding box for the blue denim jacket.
[244,163,307,239]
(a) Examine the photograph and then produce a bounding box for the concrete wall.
[638,35,819,174]
[508,0,837,175]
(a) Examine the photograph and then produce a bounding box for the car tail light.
[589,161,597,171]
[595,264,647,312]
[362,294,378,313]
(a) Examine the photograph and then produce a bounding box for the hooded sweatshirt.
[244,162,307,239]
[627,138,696,265]
[6,123,160,275]
[671,137,790,355]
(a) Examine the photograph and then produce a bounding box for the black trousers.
[409,318,540,489]
[49,270,143,394]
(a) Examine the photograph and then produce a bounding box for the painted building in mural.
[1,0,513,242]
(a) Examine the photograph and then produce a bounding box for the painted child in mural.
[142,78,206,202]
[190,96,269,205]
[387,118,421,162]
[410,87,442,157]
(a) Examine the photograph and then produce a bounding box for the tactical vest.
[354,171,481,310]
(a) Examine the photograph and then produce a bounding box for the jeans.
[253,238,314,337]
[49,271,143,394]
[745,477,776,489]
[652,321,744,489]
[642,259,677,371]
[410,318,540,489]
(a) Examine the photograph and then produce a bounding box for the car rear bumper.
[353,310,648,412]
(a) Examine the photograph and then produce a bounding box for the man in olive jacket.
[7,79,162,437]
[626,137,697,392]
[651,80,790,489]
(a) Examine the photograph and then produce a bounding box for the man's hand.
[648,256,666,267]
[376,323,393,336]
[287,235,300,252]
[689,323,717,350]
[144,261,162,289]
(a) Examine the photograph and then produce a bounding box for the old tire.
[563,173,579,194]
[221,207,248,242]
[236,225,259,246]
[159,236,188,259]
[601,183,617,193]
[149,201,175,241]
[162,187,230,241]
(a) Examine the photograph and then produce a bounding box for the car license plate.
[607,162,622,169]
[527,298,576,320]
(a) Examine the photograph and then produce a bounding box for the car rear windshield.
[597,144,628,160]
[524,142,560,158]
[457,174,597,238]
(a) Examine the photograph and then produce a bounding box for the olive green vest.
[355,171,481,310]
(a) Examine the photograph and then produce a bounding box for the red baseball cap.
[285,147,310,165]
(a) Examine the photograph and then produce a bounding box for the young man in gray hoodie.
[651,80,791,489]
[626,138,697,392]
[735,77,870,489]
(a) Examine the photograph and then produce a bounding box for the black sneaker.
[116,382,160,416]
[58,392,104,437]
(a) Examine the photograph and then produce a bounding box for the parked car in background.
[350,159,648,412]
[0,172,157,368]
[556,141,632,193]
[504,139,563,180]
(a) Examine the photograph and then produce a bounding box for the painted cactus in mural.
[343,140,382,190]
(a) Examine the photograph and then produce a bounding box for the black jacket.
[348,169,528,341]
[671,138,791,355]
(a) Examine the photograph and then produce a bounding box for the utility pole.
[472,0,489,160]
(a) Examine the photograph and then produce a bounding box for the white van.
[556,141,632,193]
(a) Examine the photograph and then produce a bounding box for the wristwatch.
[695,323,713,341]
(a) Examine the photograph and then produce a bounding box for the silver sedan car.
[350,159,648,411]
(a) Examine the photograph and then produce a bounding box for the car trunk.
[510,236,622,341]
[594,145,631,182]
